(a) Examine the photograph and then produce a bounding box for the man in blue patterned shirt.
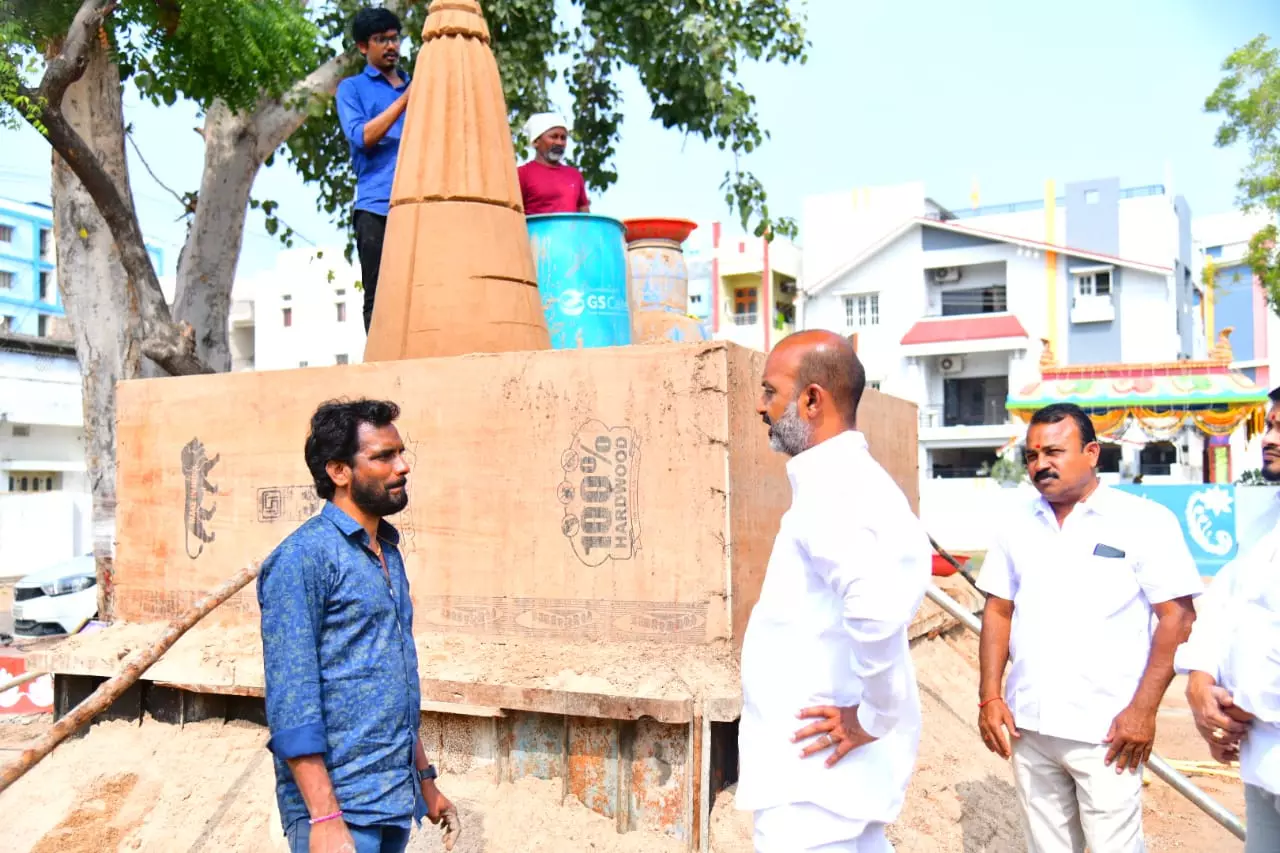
[258,399,460,853]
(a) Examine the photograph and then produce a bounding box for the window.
[39,228,51,259]
[336,302,347,323]
[940,285,1007,316]
[843,294,880,328]
[1098,444,1122,474]
[0,271,13,290]
[0,225,12,243]
[335,289,346,296]
[930,447,1000,479]
[37,315,47,337]
[282,307,293,327]
[689,294,703,305]
[733,287,758,325]
[1139,442,1177,477]
[868,381,881,391]
[336,354,349,365]
[12,424,29,437]
[943,376,1010,427]
[299,360,309,368]
[282,294,292,301]
[10,471,59,492]
[39,271,52,301]
[1076,271,1112,296]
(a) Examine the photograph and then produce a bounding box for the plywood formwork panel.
[113,342,918,646]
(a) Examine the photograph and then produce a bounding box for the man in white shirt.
[737,330,933,852]
[976,402,1201,853]
[1176,387,1280,853]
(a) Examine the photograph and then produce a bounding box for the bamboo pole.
[0,669,48,697]
[0,563,260,795]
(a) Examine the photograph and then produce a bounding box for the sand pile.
[1,628,1246,851]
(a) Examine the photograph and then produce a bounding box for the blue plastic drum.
[527,213,632,349]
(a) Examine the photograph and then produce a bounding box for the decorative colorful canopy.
[1007,332,1269,441]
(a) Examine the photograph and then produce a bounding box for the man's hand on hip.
[309,819,356,853]
[792,705,878,768]
[977,698,1019,759]
[1103,703,1158,774]
[422,779,462,851]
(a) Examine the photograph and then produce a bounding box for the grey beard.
[768,401,813,457]
[546,147,565,163]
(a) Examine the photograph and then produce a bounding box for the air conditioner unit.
[931,267,962,284]
[938,355,964,374]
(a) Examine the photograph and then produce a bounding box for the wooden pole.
[0,563,260,795]
[0,669,48,697]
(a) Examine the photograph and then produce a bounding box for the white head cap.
[525,112,569,146]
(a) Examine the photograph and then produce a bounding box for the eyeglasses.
[369,33,401,46]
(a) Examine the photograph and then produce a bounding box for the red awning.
[900,314,1029,346]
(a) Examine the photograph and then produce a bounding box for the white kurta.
[1175,524,1280,795]
[737,430,932,826]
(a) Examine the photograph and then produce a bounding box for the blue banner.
[1114,484,1238,576]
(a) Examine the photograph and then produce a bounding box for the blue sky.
[0,0,1275,277]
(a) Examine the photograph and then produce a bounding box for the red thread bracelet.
[309,811,344,826]
[978,697,1004,709]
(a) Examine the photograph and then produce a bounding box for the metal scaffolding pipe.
[922,584,1247,843]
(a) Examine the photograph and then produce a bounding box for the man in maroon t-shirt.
[518,113,590,216]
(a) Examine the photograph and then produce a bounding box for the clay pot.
[622,218,711,345]
[364,0,550,362]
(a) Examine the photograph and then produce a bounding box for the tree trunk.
[49,40,143,621]
[171,103,260,373]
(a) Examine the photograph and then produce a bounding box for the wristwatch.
[417,764,438,782]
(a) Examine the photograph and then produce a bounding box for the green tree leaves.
[284,0,808,251]
[1206,34,1280,313]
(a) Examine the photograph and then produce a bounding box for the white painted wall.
[250,247,368,372]
[0,491,90,577]
[1119,269,1179,363]
[1119,195,1178,268]
[802,225,925,389]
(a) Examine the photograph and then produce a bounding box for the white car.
[11,554,97,639]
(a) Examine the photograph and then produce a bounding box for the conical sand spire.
[364,0,550,362]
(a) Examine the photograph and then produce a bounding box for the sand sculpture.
[363,0,551,362]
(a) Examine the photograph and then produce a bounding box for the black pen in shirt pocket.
[1093,543,1126,559]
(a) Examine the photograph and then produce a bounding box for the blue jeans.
[286,818,410,853]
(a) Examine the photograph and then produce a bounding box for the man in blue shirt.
[258,399,460,853]
[336,8,411,332]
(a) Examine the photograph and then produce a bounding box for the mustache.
[1034,469,1057,483]
[388,479,407,489]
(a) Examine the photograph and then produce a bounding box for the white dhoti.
[1011,730,1146,853]
[753,801,892,852]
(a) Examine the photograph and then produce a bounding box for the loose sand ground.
[1,629,1247,852]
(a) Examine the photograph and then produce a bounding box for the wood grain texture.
[113,342,919,646]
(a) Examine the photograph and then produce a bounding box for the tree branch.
[39,106,211,375]
[250,0,412,157]
[29,0,212,376]
[37,0,118,105]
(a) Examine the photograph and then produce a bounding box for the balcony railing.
[919,404,1013,430]
[731,312,758,327]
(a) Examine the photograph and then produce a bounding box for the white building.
[234,247,366,372]
[0,334,91,574]
[798,178,1205,486]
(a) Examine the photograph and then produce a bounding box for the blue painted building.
[0,196,165,338]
